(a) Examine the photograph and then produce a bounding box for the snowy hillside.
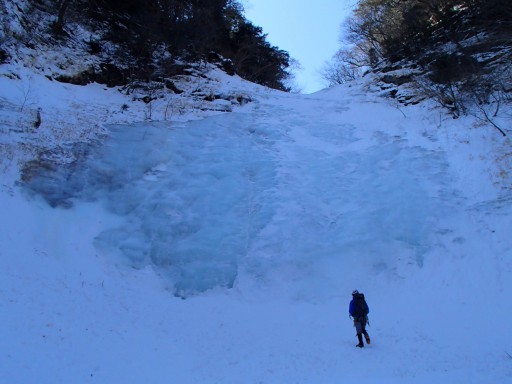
[1,62,512,383]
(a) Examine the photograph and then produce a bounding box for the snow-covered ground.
[1,64,512,383]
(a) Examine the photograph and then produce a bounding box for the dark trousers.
[354,316,368,336]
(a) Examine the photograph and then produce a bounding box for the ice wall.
[24,113,281,295]
[23,93,459,296]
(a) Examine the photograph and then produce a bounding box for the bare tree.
[52,0,73,33]
[320,48,365,86]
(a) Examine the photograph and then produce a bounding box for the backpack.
[353,293,369,318]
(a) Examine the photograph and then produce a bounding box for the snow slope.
[1,67,512,383]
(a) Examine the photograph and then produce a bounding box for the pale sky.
[244,0,356,93]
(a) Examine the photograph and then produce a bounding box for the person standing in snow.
[349,290,371,348]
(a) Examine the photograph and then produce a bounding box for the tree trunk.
[54,0,72,33]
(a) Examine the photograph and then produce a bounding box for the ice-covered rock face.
[23,113,282,296]
[22,91,459,297]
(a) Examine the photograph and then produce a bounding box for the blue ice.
[23,107,456,296]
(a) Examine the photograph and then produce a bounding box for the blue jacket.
[349,299,370,317]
